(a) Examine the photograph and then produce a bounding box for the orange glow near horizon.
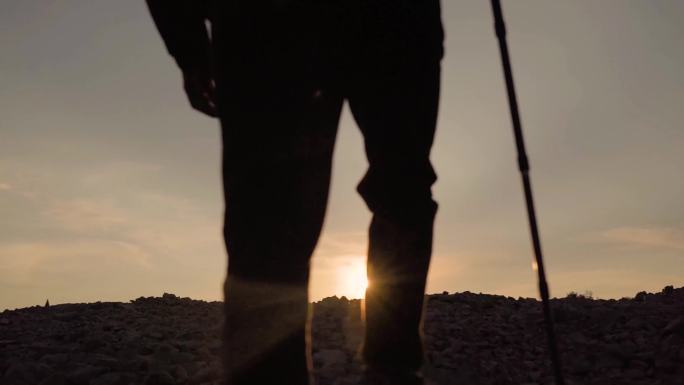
[337,257,368,300]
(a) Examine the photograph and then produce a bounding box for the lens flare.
[338,257,368,299]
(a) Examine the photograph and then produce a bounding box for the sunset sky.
[1,1,683,310]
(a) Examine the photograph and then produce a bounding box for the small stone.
[138,344,155,355]
[626,317,646,330]
[180,361,202,377]
[83,338,105,352]
[634,291,647,302]
[195,346,212,361]
[90,372,122,385]
[190,365,219,384]
[619,340,638,358]
[663,317,684,336]
[3,362,38,384]
[39,353,70,365]
[144,371,176,385]
[655,355,678,373]
[91,372,136,385]
[628,359,649,369]
[120,356,149,372]
[169,351,195,364]
[148,331,164,340]
[89,354,119,369]
[173,365,189,382]
[623,367,646,379]
[568,358,592,375]
[595,354,623,369]
[39,372,68,385]
[67,366,107,385]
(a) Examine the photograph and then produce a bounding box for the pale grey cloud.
[45,199,128,233]
[601,226,684,252]
[0,158,225,309]
[0,239,153,279]
[312,232,367,260]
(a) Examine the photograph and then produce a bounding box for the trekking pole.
[489,1,565,384]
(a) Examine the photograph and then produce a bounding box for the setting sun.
[337,258,368,300]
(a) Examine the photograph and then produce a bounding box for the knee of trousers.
[356,165,438,224]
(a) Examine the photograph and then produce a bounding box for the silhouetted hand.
[183,66,218,118]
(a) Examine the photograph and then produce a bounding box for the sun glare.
[338,258,368,300]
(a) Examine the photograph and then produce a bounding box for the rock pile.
[422,286,684,385]
[1,288,682,385]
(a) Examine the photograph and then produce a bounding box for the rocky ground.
[1,286,683,385]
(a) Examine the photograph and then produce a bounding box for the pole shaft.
[490,1,565,384]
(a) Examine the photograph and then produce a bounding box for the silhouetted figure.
[146,1,443,384]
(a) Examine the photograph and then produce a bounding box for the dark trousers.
[212,1,443,384]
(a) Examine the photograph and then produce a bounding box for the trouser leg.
[352,79,440,370]
[348,11,442,368]
[218,71,343,385]
[211,3,345,384]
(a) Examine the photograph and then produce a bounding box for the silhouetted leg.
[213,7,345,383]
[351,84,439,371]
[348,0,443,372]
[218,85,343,385]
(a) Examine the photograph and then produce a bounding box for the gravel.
[1,287,682,385]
